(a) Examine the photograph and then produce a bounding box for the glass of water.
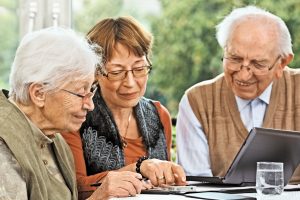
[256,162,284,195]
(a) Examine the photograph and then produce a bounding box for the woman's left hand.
[139,159,187,186]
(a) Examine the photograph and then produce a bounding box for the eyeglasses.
[223,55,281,75]
[61,84,98,101]
[100,65,152,81]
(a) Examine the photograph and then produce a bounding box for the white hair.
[9,27,101,104]
[216,5,293,56]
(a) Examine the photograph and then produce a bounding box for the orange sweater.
[61,101,172,197]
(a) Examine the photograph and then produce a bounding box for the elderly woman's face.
[97,43,149,109]
[42,78,95,132]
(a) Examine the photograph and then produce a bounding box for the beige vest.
[0,90,78,200]
[187,67,300,183]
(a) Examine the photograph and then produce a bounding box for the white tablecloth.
[111,191,300,200]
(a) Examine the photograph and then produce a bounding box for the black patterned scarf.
[80,87,168,176]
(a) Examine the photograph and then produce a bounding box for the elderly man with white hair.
[0,27,144,200]
[176,5,300,183]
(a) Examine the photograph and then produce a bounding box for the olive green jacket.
[0,90,78,200]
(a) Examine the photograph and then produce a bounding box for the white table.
[112,191,300,200]
[111,184,300,199]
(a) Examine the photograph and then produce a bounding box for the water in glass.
[256,162,284,195]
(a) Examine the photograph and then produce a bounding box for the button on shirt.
[176,83,273,176]
[0,100,67,200]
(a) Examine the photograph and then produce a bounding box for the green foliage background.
[147,0,300,116]
[73,0,124,33]
[1,0,300,117]
[0,0,18,89]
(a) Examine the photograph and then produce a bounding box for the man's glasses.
[61,84,98,101]
[100,65,152,81]
[223,55,281,75]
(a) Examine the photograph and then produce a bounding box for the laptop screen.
[224,127,300,185]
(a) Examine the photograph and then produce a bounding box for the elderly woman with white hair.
[0,27,144,200]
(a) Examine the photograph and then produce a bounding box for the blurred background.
[1,0,300,116]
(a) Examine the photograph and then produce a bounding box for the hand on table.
[88,171,143,200]
[140,159,186,186]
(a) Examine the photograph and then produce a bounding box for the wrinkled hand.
[141,178,153,190]
[88,171,143,200]
[140,159,186,186]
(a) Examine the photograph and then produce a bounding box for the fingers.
[117,180,141,197]
[109,187,130,198]
[163,165,175,185]
[119,171,143,195]
[141,179,153,190]
[141,159,160,186]
[155,163,168,186]
[157,175,167,186]
[95,171,143,198]
[171,164,187,185]
[140,159,186,186]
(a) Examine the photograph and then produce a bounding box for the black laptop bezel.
[186,128,300,186]
[223,127,300,185]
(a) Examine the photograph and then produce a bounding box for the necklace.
[121,111,132,148]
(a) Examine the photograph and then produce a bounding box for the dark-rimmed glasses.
[100,65,152,81]
[61,84,98,101]
[223,55,281,75]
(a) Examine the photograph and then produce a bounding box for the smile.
[74,114,86,122]
[119,92,139,99]
[235,79,256,86]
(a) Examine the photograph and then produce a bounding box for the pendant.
[121,138,128,148]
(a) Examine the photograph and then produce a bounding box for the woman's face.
[96,43,149,109]
[42,77,95,133]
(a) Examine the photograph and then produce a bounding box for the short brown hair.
[87,16,153,64]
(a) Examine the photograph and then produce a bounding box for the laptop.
[186,127,300,186]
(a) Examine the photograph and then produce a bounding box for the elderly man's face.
[223,18,285,100]
[42,78,95,133]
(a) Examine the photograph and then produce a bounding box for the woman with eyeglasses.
[61,16,186,199]
[0,27,145,200]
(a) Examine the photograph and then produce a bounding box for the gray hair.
[9,27,101,104]
[216,5,293,56]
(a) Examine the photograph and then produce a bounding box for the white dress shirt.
[176,83,273,176]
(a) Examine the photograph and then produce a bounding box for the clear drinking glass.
[256,162,284,195]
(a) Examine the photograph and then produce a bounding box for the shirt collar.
[8,99,53,145]
[235,82,273,112]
